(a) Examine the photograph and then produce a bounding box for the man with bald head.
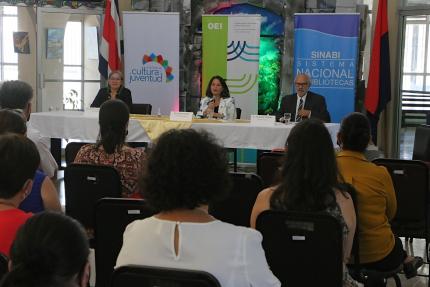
[276,73,330,122]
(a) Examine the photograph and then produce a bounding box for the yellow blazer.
[336,150,396,263]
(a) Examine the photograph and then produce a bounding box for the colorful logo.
[128,53,174,84]
[142,53,174,82]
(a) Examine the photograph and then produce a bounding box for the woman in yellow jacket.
[336,112,422,281]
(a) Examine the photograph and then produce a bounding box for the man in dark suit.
[276,74,331,123]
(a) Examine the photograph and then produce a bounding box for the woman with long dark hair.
[250,119,358,287]
[198,75,236,120]
[74,99,146,198]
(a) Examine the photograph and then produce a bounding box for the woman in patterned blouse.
[74,99,146,198]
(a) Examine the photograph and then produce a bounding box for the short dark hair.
[0,109,27,135]
[205,75,230,99]
[339,112,371,152]
[96,99,129,154]
[0,133,40,199]
[2,212,89,287]
[271,119,340,211]
[140,129,230,212]
[0,80,33,110]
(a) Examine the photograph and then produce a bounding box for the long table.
[29,111,340,150]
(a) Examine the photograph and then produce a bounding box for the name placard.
[169,112,193,122]
[250,115,276,126]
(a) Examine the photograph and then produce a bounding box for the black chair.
[413,125,430,161]
[65,142,90,166]
[257,151,285,188]
[127,142,148,149]
[64,164,122,232]
[0,252,8,281]
[256,210,344,287]
[111,265,221,287]
[209,172,263,227]
[235,107,241,119]
[373,159,429,259]
[95,198,155,287]
[131,103,152,115]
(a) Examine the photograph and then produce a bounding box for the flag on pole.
[98,0,122,79]
[364,0,390,143]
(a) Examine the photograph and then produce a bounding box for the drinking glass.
[283,113,291,124]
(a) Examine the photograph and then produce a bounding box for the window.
[402,16,430,92]
[63,21,83,110]
[402,0,430,7]
[0,6,18,80]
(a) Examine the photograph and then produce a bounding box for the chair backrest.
[256,210,343,287]
[64,164,122,230]
[257,151,285,188]
[0,252,8,281]
[111,265,221,287]
[131,103,152,115]
[127,142,148,149]
[236,108,241,119]
[372,159,429,237]
[95,198,154,287]
[413,125,430,161]
[208,172,263,227]
[65,142,90,166]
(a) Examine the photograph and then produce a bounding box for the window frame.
[0,6,18,80]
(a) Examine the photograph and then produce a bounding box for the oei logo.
[207,22,223,30]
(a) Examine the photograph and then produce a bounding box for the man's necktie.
[296,98,303,122]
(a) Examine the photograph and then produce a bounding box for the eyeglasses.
[295,82,309,86]
[109,77,122,81]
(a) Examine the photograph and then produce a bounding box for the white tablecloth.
[29,111,340,150]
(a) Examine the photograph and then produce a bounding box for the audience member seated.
[116,129,280,287]
[197,75,236,120]
[0,109,61,213]
[0,134,39,256]
[0,81,58,178]
[0,212,90,287]
[336,112,423,279]
[74,99,146,198]
[250,119,359,287]
[91,70,133,111]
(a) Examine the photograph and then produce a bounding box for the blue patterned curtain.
[1,1,105,8]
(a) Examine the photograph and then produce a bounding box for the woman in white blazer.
[198,75,236,120]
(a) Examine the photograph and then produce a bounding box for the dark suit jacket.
[90,86,133,111]
[276,91,331,123]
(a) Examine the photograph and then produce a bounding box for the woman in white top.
[116,129,280,287]
[198,75,236,120]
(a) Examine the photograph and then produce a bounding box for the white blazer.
[198,96,236,120]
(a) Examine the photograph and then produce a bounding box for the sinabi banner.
[202,15,261,119]
[123,12,179,114]
[293,13,360,123]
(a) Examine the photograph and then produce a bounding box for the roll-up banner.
[293,13,360,123]
[202,15,261,118]
[123,12,179,115]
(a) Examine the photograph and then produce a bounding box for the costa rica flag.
[98,0,122,79]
